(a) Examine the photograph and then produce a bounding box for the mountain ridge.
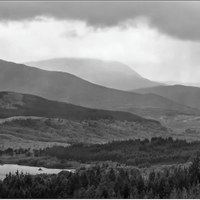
[0,59,198,118]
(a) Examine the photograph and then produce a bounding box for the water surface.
[0,164,74,180]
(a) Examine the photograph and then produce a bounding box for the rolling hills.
[0,59,197,118]
[0,91,173,147]
[25,57,163,90]
[133,85,200,109]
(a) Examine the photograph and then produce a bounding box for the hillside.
[25,57,163,90]
[0,117,171,147]
[0,91,174,147]
[0,91,154,123]
[133,85,200,109]
[0,59,197,118]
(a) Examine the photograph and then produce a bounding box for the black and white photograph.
[1,0,200,199]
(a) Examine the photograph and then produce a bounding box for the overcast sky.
[1,1,200,83]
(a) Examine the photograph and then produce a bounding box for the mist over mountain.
[133,85,200,109]
[25,58,163,90]
[0,59,197,117]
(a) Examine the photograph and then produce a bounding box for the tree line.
[39,137,200,167]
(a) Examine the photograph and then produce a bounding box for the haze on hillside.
[25,58,162,90]
[134,85,200,109]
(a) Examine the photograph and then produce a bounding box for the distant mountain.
[133,85,200,109]
[0,59,198,117]
[163,81,187,85]
[0,91,154,123]
[163,81,200,87]
[25,58,163,90]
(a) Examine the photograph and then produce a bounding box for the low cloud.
[1,18,200,83]
[0,2,200,40]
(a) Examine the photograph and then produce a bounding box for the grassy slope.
[0,91,157,123]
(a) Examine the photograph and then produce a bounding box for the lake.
[0,164,74,180]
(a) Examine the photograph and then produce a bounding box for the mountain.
[133,85,200,109]
[163,81,188,85]
[163,81,200,88]
[0,59,198,118]
[25,57,163,90]
[0,91,153,123]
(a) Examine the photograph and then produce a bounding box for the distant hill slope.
[162,81,200,87]
[25,57,163,90]
[133,85,200,109]
[0,91,155,123]
[0,59,198,117]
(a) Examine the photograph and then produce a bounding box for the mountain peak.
[25,57,162,90]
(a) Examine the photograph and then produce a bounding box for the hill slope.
[0,59,198,117]
[1,117,170,145]
[0,91,172,146]
[25,58,163,90]
[133,85,200,109]
[0,91,154,123]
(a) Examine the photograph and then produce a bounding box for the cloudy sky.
[1,1,200,83]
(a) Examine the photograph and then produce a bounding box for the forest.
[1,137,200,168]
[40,137,200,167]
[1,157,200,198]
[1,137,200,198]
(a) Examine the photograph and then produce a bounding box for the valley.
[0,57,199,199]
[1,1,200,198]
[0,87,198,198]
